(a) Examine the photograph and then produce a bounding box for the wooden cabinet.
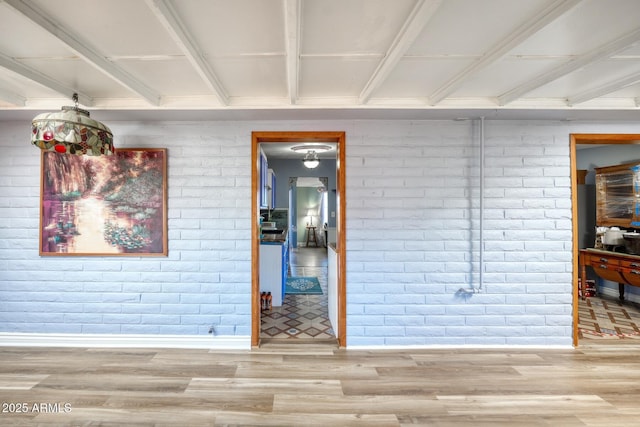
[580,249,640,300]
[595,162,640,228]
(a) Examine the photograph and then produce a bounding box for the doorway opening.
[251,131,346,348]
[571,134,640,347]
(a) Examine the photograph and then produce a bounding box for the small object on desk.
[623,232,640,254]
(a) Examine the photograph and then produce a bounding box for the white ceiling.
[1,0,640,122]
[261,142,337,159]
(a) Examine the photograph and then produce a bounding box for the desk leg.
[579,253,586,300]
[619,283,625,301]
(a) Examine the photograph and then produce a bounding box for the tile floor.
[579,293,640,343]
[260,246,336,340]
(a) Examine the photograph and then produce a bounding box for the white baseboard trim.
[347,344,574,350]
[0,333,251,350]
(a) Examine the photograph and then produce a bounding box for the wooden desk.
[579,249,640,300]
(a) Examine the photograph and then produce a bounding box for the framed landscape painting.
[40,148,167,256]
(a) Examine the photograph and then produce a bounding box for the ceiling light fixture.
[31,93,115,156]
[290,144,333,154]
[302,150,320,169]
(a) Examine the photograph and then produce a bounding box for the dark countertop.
[260,228,288,244]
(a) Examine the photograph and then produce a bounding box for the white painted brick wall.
[344,120,637,347]
[2,119,640,346]
[0,121,253,337]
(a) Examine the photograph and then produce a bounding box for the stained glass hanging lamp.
[31,93,114,156]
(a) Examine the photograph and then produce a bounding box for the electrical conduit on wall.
[459,116,485,295]
[479,116,485,292]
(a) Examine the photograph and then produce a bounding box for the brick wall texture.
[1,119,639,346]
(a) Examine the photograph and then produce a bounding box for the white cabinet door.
[259,243,283,306]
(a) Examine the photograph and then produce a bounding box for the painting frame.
[40,148,168,256]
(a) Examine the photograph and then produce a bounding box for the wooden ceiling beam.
[0,52,93,106]
[359,0,442,104]
[428,0,582,106]
[499,27,640,106]
[146,0,229,106]
[0,86,26,106]
[5,0,161,106]
[284,0,300,105]
[568,71,640,106]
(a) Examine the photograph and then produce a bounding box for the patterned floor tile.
[260,247,335,341]
[579,296,640,340]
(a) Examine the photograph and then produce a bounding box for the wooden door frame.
[570,133,640,347]
[251,131,347,347]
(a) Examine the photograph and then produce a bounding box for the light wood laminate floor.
[2,344,640,426]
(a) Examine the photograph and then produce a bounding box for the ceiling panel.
[115,58,214,97]
[301,0,417,54]
[299,57,380,98]
[0,67,62,99]
[0,3,73,57]
[405,0,553,56]
[211,57,287,99]
[453,57,567,98]
[179,0,285,57]
[16,58,138,99]
[29,0,183,57]
[0,0,639,119]
[372,58,473,99]
[512,0,640,56]
[528,58,640,99]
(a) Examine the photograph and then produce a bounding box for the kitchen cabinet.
[595,162,640,228]
[267,168,276,209]
[259,148,268,209]
[259,232,289,307]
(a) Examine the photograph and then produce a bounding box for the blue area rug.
[285,277,322,295]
